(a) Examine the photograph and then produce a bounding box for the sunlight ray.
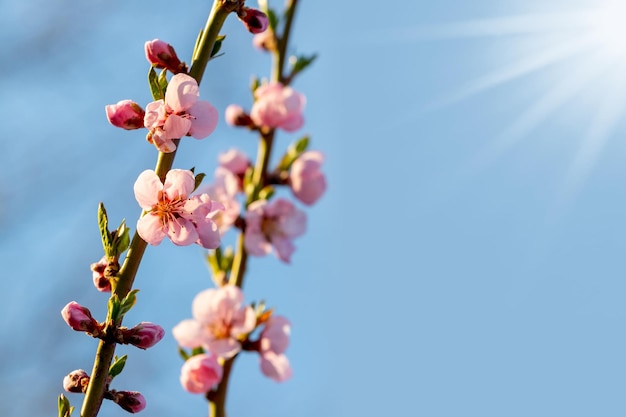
[429,34,597,108]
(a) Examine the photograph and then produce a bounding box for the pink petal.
[188,100,218,139]
[271,236,295,263]
[167,217,199,246]
[192,288,218,322]
[163,114,192,139]
[195,219,221,249]
[230,306,257,337]
[172,319,205,348]
[260,352,292,382]
[244,231,272,256]
[165,73,199,112]
[207,338,241,359]
[280,113,304,132]
[163,169,195,199]
[134,170,162,209]
[137,214,166,245]
[144,100,165,129]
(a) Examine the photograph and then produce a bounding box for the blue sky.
[2,0,626,416]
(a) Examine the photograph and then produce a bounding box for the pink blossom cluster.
[173,285,293,393]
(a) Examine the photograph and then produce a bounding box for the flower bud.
[61,301,101,334]
[180,353,223,393]
[91,256,111,292]
[218,148,250,176]
[238,7,269,34]
[289,151,327,205]
[113,390,146,413]
[119,322,165,349]
[144,39,187,74]
[225,105,254,128]
[253,30,277,52]
[105,100,146,130]
[63,369,90,393]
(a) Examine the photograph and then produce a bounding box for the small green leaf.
[113,220,130,256]
[191,346,205,356]
[119,289,140,317]
[109,354,128,379]
[290,53,318,77]
[258,185,275,201]
[58,394,74,417]
[192,28,204,61]
[250,76,260,94]
[178,347,190,361]
[158,68,169,92]
[193,173,206,192]
[98,203,113,257]
[148,66,164,101]
[108,295,121,322]
[277,136,310,171]
[211,35,226,58]
[267,8,279,31]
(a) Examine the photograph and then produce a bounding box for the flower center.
[261,216,283,240]
[152,191,186,225]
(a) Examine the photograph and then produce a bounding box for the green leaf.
[108,295,121,322]
[191,346,205,356]
[290,53,318,77]
[211,35,226,58]
[114,220,130,255]
[148,66,164,101]
[119,289,140,317]
[277,136,310,171]
[158,68,169,92]
[193,173,206,192]
[178,347,190,361]
[267,8,279,31]
[98,203,113,257]
[109,354,128,379]
[250,76,260,94]
[58,394,73,417]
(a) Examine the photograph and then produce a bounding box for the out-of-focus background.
[2,0,626,416]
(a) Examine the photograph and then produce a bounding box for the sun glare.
[587,1,626,58]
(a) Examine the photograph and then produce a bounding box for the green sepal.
[148,66,164,101]
[58,394,74,417]
[178,347,190,361]
[98,203,113,257]
[250,76,260,94]
[193,173,206,192]
[277,136,310,171]
[290,53,317,77]
[109,354,128,379]
[113,220,130,256]
[211,35,226,58]
[119,289,140,317]
[258,185,275,201]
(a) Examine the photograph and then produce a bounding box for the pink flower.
[197,167,241,234]
[61,301,100,334]
[105,100,145,130]
[218,148,250,176]
[145,39,187,74]
[250,83,305,132]
[134,169,222,249]
[237,7,269,34]
[172,285,256,359]
[289,151,327,205]
[180,353,223,394]
[244,198,306,263]
[113,391,146,413]
[252,29,276,51]
[63,369,90,393]
[144,73,218,152]
[258,315,292,382]
[120,322,165,350]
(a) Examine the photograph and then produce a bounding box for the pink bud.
[61,301,100,334]
[63,369,90,393]
[180,353,223,393]
[113,390,146,413]
[144,39,187,74]
[238,7,269,34]
[289,151,327,205]
[90,256,111,292]
[105,100,146,130]
[225,104,254,128]
[120,322,165,349]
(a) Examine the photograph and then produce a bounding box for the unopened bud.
[63,369,90,393]
[113,390,146,413]
[238,8,269,34]
[91,256,111,292]
[119,322,165,349]
[145,39,187,74]
[253,30,277,52]
[225,104,254,128]
[105,100,146,130]
[61,301,101,335]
